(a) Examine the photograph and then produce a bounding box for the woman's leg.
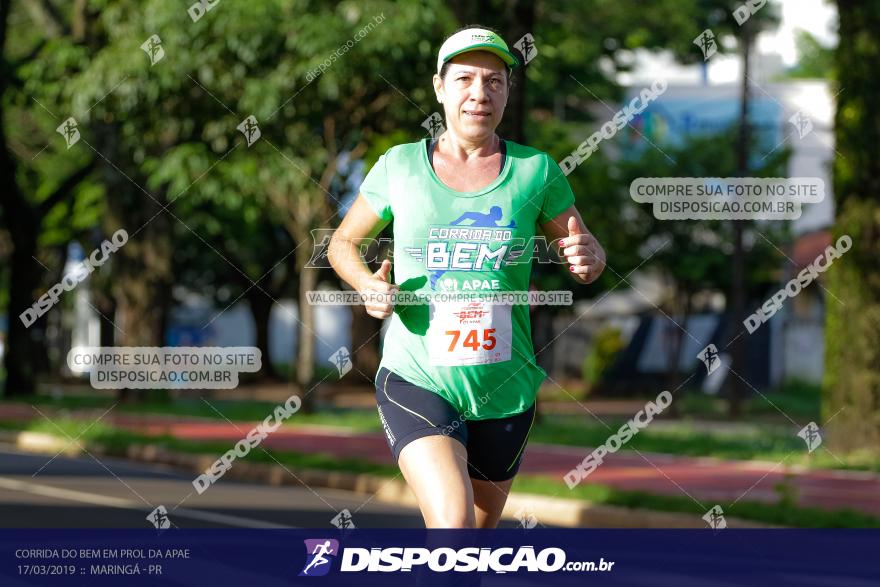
[465,401,537,528]
[375,367,473,528]
[397,434,476,528]
[471,477,513,528]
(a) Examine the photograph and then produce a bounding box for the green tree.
[617,128,789,398]
[169,194,296,381]
[823,0,880,454]
[786,29,834,79]
[0,0,99,397]
[11,0,456,405]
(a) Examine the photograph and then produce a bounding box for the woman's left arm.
[539,205,606,285]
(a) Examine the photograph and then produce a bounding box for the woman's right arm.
[328,194,398,319]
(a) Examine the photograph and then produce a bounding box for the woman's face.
[433,51,509,143]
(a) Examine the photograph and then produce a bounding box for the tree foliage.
[824,0,880,454]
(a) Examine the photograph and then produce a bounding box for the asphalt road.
[0,446,873,587]
[0,443,431,529]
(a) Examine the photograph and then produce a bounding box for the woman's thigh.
[398,435,475,528]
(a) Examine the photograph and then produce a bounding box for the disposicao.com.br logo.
[298,538,614,575]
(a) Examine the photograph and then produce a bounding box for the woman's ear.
[432,73,444,104]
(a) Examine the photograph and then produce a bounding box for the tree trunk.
[824,0,880,453]
[0,161,92,397]
[349,302,381,384]
[95,290,117,348]
[296,249,318,413]
[0,112,51,396]
[727,21,753,418]
[247,289,280,381]
[666,287,692,418]
[96,123,173,403]
[3,217,40,397]
[32,244,68,377]
[448,0,533,143]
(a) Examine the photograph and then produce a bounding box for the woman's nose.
[469,84,488,102]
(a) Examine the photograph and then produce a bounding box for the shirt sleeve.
[358,152,393,221]
[537,154,576,225]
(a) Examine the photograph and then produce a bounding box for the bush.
[582,327,624,387]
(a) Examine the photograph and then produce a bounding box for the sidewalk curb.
[2,430,777,528]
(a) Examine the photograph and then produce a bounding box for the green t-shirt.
[359,138,575,419]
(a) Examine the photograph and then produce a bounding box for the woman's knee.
[425,508,476,529]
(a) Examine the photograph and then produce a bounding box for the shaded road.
[0,444,423,529]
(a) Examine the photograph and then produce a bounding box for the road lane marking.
[0,477,292,528]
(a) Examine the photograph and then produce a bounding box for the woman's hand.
[358,259,399,319]
[558,216,605,284]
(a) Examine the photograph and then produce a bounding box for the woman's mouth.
[464,111,491,119]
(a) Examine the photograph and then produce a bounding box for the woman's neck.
[436,131,499,160]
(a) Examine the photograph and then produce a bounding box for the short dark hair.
[439,24,515,87]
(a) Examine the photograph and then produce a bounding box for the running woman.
[328,26,606,528]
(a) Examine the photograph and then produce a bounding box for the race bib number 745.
[428,300,512,366]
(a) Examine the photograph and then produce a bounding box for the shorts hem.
[467,468,519,482]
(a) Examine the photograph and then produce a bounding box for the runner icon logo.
[404,206,525,289]
[299,539,340,577]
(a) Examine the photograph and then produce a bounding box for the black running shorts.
[374,366,536,482]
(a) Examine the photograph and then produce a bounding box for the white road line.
[160,507,294,529]
[0,477,293,529]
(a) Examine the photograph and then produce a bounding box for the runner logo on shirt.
[403,206,526,288]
